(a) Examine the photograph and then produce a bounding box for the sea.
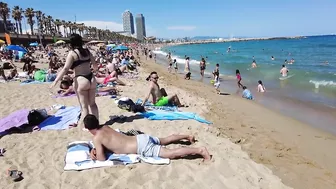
[153,35,336,134]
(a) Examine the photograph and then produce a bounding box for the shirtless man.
[142,71,183,107]
[85,115,211,161]
[280,64,289,77]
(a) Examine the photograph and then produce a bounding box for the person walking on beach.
[212,64,219,79]
[173,59,178,74]
[200,58,206,77]
[236,69,243,88]
[50,34,99,120]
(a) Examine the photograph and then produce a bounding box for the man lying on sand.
[142,71,183,107]
[84,115,211,161]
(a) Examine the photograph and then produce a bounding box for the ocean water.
[153,35,336,133]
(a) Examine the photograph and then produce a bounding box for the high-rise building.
[135,14,146,41]
[122,10,135,35]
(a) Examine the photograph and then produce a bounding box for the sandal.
[0,148,5,156]
[32,126,40,132]
[7,169,23,182]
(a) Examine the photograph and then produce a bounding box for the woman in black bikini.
[51,34,99,120]
[200,57,206,77]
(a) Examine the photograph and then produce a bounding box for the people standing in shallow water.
[257,80,266,92]
[251,60,257,68]
[236,69,243,88]
[200,58,206,78]
[212,64,219,79]
[173,59,178,74]
[50,33,99,121]
[280,64,289,77]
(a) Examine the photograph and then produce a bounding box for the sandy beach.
[0,46,335,189]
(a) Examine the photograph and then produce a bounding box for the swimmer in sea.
[227,47,231,53]
[285,59,288,64]
[271,56,275,61]
[288,58,294,65]
[251,60,257,68]
[280,64,289,77]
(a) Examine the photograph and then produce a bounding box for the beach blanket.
[135,99,178,112]
[64,141,170,171]
[53,92,109,98]
[141,110,212,125]
[39,106,81,130]
[0,109,29,134]
[20,79,51,86]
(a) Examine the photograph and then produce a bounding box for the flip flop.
[7,170,23,182]
[0,148,5,156]
[32,126,40,132]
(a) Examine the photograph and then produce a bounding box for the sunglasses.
[151,76,159,80]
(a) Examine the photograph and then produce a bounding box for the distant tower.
[122,10,135,35]
[136,14,146,41]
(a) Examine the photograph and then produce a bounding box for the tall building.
[135,14,146,41]
[122,10,135,35]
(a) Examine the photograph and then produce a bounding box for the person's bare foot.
[188,135,196,144]
[199,147,211,161]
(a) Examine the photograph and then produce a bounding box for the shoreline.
[154,52,336,135]
[139,52,336,189]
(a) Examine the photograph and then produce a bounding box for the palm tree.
[61,20,67,37]
[12,6,20,33]
[24,8,35,35]
[35,10,43,35]
[46,15,53,35]
[0,2,10,32]
[54,19,61,36]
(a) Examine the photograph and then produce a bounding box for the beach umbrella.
[113,45,129,51]
[5,45,27,53]
[55,40,66,44]
[29,42,38,46]
[0,39,5,44]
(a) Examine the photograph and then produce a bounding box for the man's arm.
[93,137,106,161]
[142,86,153,106]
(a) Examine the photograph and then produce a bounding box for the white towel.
[64,141,170,171]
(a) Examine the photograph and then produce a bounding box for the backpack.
[117,98,135,112]
[27,109,49,126]
[117,98,145,113]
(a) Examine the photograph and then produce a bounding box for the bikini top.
[70,49,91,70]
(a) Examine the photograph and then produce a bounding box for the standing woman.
[200,57,206,77]
[50,34,99,120]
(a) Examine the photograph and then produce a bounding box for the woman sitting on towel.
[50,34,99,120]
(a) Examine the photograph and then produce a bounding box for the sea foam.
[309,80,336,88]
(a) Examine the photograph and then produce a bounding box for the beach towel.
[135,99,178,112]
[39,106,81,130]
[0,109,29,134]
[53,92,109,98]
[64,141,170,171]
[141,110,212,125]
[20,79,51,86]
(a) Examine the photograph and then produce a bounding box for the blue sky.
[6,0,336,38]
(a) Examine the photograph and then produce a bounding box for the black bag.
[27,109,48,126]
[118,98,135,112]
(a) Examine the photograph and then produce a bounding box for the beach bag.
[117,98,135,112]
[28,109,49,126]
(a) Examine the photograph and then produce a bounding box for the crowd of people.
[1,34,212,162]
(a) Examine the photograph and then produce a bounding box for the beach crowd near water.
[1,33,336,189]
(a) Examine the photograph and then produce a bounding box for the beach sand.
[0,47,334,189]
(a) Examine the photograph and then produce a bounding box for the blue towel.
[20,80,51,85]
[141,111,212,125]
[39,106,81,130]
[136,99,178,112]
